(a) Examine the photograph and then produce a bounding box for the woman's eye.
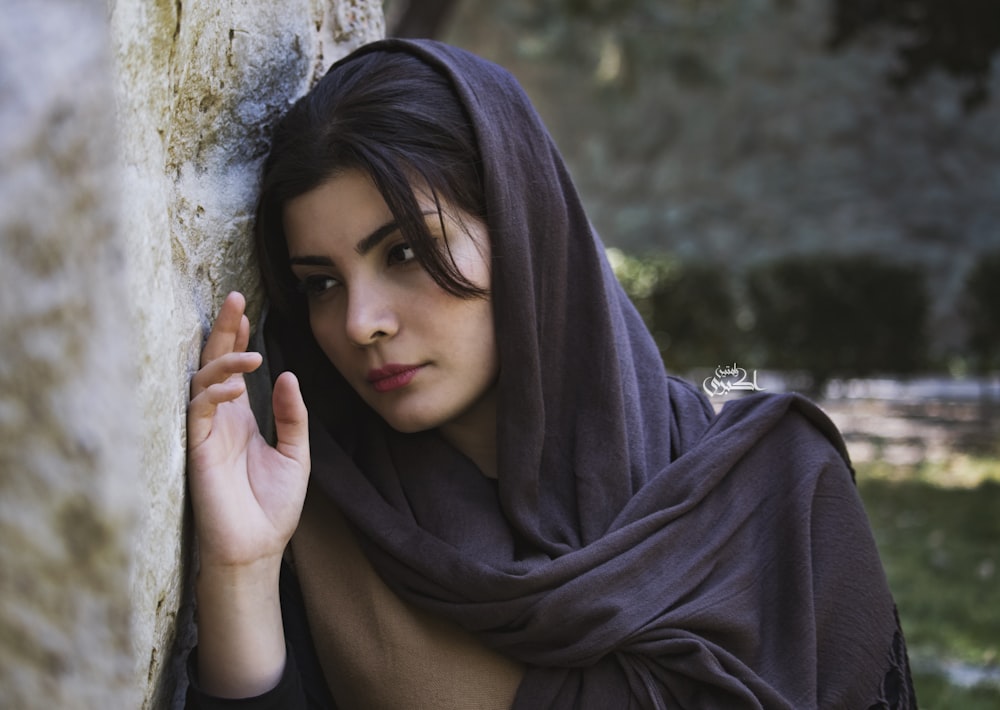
[297,274,340,297]
[387,243,416,265]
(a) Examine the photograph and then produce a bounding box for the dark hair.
[255,49,489,318]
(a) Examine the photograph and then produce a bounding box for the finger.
[191,351,262,398]
[187,378,248,449]
[234,313,252,354]
[200,292,246,366]
[272,371,310,471]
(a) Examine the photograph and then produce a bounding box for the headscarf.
[266,38,914,709]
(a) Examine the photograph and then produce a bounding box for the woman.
[186,39,916,708]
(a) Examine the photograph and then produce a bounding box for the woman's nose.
[344,284,399,346]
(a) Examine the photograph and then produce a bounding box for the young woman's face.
[284,170,498,439]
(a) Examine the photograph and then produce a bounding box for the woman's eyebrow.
[288,255,333,266]
[287,224,399,266]
[288,209,442,265]
[355,220,402,256]
[355,209,440,256]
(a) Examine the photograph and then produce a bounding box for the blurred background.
[385,0,1000,706]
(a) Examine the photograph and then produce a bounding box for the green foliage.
[745,254,929,386]
[611,250,954,384]
[828,0,1000,110]
[962,250,1000,373]
[608,249,739,371]
[909,671,1000,709]
[858,463,1000,704]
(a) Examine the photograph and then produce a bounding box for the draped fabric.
[266,39,915,709]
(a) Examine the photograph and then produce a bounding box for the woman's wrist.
[197,551,285,585]
[195,556,288,698]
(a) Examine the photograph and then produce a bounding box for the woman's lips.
[366,364,424,393]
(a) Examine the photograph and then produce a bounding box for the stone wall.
[0,1,383,707]
[1,2,136,705]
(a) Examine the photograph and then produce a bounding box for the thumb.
[272,371,310,470]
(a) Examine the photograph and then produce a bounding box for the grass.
[856,457,1000,708]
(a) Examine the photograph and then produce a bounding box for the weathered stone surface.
[1,0,383,707]
[109,1,383,706]
[0,1,138,707]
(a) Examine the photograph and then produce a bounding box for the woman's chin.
[375,408,439,435]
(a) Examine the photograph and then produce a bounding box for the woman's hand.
[187,292,311,698]
[187,291,310,571]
